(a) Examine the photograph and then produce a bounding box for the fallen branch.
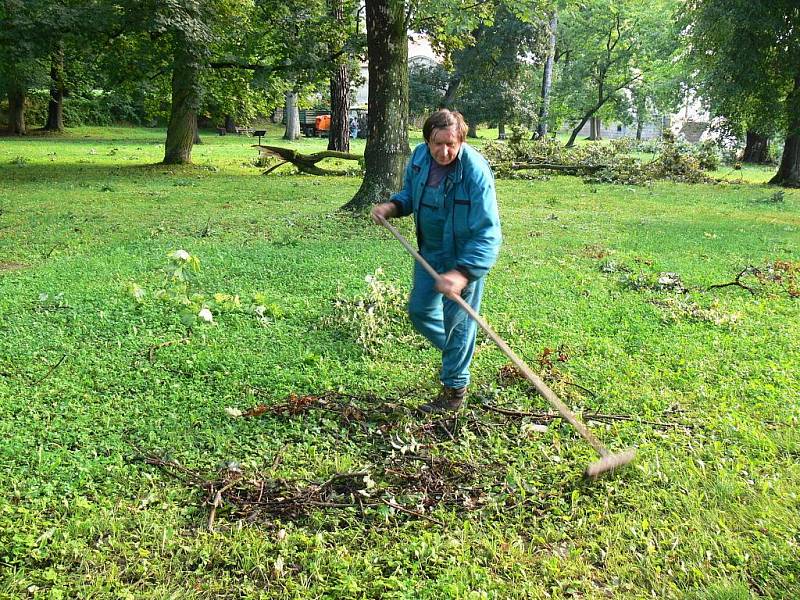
[480,403,692,431]
[137,447,470,527]
[33,354,67,385]
[493,162,610,174]
[584,412,694,430]
[478,403,557,421]
[256,146,362,176]
[382,498,444,526]
[708,267,757,295]
[147,338,190,362]
[208,477,241,532]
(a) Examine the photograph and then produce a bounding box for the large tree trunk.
[328,64,350,152]
[770,74,800,187]
[589,116,602,140]
[342,0,409,211]
[566,76,637,147]
[327,0,350,152]
[45,43,65,132]
[467,121,478,138]
[566,115,590,147]
[224,114,236,133]
[742,130,769,163]
[283,91,300,140]
[7,84,26,135]
[535,10,557,139]
[163,43,201,164]
[634,95,646,140]
[498,122,506,140]
[440,74,462,109]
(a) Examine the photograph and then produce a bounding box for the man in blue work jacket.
[371,109,502,413]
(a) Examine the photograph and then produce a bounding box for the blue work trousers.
[408,262,485,389]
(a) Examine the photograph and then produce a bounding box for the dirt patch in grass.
[0,262,27,272]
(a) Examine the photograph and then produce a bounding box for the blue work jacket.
[390,142,502,280]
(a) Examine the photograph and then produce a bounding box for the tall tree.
[685,0,799,179]
[341,0,507,210]
[342,0,408,210]
[326,0,360,152]
[45,41,66,132]
[409,57,450,117]
[283,90,301,140]
[450,4,543,134]
[555,0,678,147]
[535,8,557,138]
[152,1,214,164]
[0,0,50,134]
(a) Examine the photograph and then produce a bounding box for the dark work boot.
[418,386,467,414]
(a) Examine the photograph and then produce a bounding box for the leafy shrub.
[127,250,281,329]
[632,138,663,154]
[325,268,413,354]
[609,137,637,154]
[485,129,715,184]
[11,88,149,129]
[648,132,714,183]
[695,140,721,170]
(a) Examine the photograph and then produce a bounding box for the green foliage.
[408,59,450,120]
[551,0,682,146]
[683,0,800,141]
[17,88,147,128]
[0,127,799,598]
[325,268,413,354]
[444,3,544,129]
[483,129,718,183]
[648,132,714,183]
[128,250,282,329]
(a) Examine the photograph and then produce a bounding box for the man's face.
[427,127,462,166]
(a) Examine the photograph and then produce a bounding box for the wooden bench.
[217,126,255,136]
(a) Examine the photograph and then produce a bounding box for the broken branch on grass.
[584,412,694,430]
[135,447,207,487]
[480,403,691,431]
[382,499,444,526]
[478,403,557,421]
[317,471,370,492]
[261,160,288,175]
[147,338,190,362]
[708,267,757,295]
[564,381,597,398]
[33,354,67,385]
[208,477,241,532]
[256,146,362,176]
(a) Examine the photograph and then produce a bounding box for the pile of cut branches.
[139,449,491,530]
[482,128,716,184]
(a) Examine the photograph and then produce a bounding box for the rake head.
[584,449,637,480]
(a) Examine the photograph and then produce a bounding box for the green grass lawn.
[1,126,799,599]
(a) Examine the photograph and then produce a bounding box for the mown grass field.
[1,126,798,599]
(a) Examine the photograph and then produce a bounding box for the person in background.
[371,109,502,413]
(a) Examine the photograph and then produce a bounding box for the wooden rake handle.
[377,215,611,458]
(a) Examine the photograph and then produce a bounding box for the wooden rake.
[378,216,636,479]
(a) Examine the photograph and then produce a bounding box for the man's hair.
[423,109,468,143]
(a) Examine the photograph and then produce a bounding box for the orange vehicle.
[315,114,331,135]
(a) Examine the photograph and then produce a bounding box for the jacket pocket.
[454,198,471,240]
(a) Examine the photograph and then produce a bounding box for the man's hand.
[370,202,397,224]
[436,269,469,298]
